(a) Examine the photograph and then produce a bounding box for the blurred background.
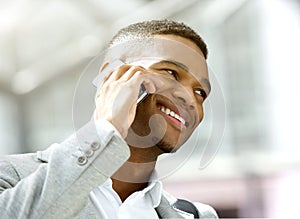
[1,0,300,218]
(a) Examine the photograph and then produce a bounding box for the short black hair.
[109,20,208,59]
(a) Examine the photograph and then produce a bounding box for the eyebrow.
[155,60,189,72]
[155,60,211,93]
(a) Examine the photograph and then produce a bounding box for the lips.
[156,99,191,130]
[160,105,186,126]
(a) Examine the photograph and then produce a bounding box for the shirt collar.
[144,170,163,208]
[104,171,163,208]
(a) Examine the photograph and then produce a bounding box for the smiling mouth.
[159,105,189,128]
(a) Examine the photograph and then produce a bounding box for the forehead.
[106,37,209,80]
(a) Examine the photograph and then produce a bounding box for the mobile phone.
[137,83,148,104]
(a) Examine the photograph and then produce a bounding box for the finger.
[104,64,132,83]
[143,80,156,94]
[132,73,165,94]
[95,69,114,100]
[96,65,141,101]
[102,70,114,83]
[105,64,147,84]
[119,65,146,82]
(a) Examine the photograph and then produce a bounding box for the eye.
[161,69,178,80]
[195,89,207,100]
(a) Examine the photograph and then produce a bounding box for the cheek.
[196,105,204,123]
[131,96,157,131]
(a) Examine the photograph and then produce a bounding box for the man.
[0,20,218,218]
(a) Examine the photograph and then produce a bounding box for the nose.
[172,89,195,110]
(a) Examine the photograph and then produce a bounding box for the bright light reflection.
[262,0,300,154]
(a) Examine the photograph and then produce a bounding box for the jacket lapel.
[156,195,184,218]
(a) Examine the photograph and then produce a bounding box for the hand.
[95,64,163,138]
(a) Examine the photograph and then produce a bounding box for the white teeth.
[160,106,186,126]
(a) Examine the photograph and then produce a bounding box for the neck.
[111,145,163,202]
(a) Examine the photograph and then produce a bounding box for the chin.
[156,140,179,153]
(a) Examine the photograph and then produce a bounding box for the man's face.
[126,35,210,153]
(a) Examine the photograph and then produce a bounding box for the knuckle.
[134,71,143,77]
[118,64,131,71]
[130,65,146,72]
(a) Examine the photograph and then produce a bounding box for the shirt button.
[77,155,88,165]
[85,149,94,158]
[90,141,100,151]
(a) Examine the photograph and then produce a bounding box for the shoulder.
[162,190,219,219]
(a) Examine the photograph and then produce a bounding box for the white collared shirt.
[90,177,163,219]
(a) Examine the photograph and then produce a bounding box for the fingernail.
[147,84,156,93]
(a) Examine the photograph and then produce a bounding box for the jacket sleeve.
[0,119,130,219]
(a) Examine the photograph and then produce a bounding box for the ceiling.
[0,0,245,94]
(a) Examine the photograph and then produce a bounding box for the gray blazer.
[0,120,218,218]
